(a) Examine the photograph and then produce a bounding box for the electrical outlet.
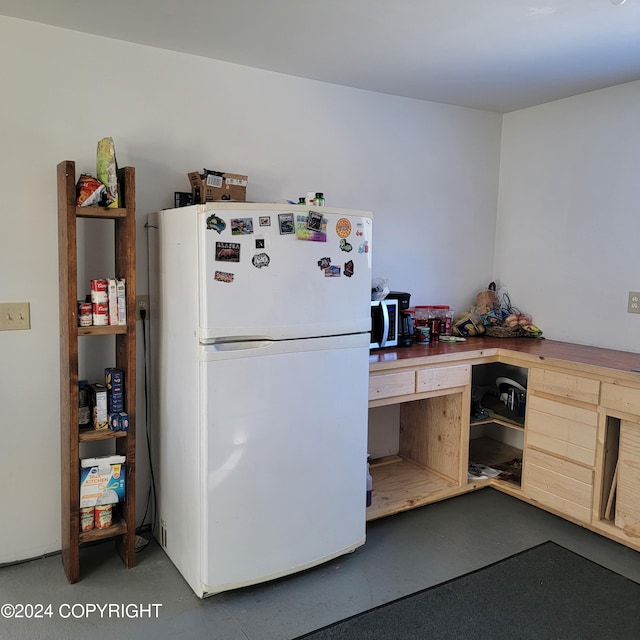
[0,302,31,331]
[628,291,640,314]
[136,295,149,319]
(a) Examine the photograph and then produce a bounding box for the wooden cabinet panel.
[416,364,470,394]
[529,368,600,405]
[524,448,593,523]
[400,394,465,483]
[369,370,415,401]
[615,420,640,534]
[601,383,640,416]
[527,396,597,466]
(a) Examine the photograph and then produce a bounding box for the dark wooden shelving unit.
[57,159,136,583]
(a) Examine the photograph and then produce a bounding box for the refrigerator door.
[197,204,372,342]
[198,333,369,594]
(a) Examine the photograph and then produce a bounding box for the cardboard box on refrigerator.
[188,169,248,203]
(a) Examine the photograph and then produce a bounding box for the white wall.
[496,81,640,352]
[0,17,502,563]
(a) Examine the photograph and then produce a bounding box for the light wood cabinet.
[367,363,471,520]
[522,368,599,525]
[415,364,470,394]
[369,370,415,403]
[368,339,640,553]
[524,448,593,523]
[369,364,469,407]
[57,160,137,583]
[528,368,600,405]
[526,395,597,467]
[596,382,640,539]
[615,419,640,534]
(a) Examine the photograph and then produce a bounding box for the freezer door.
[198,205,372,341]
[198,333,369,594]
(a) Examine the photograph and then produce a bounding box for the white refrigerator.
[148,202,373,597]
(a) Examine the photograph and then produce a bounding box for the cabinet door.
[615,420,640,534]
[524,448,593,524]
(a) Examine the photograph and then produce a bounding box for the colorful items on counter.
[451,284,543,339]
[412,305,454,343]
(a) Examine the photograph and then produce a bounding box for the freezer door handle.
[203,340,275,352]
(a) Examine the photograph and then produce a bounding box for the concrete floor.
[2,489,640,640]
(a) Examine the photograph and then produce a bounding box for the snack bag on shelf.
[96,137,119,208]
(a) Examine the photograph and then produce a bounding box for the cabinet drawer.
[529,368,600,405]
[369,370,415,401]
[416,364,470,394]
[526,396,597,466]
[601,383,640,417]
[524,448,593,523]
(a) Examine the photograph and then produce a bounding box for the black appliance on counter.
[386,291,413,347]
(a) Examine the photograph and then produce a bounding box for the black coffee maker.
[386,291,413,347]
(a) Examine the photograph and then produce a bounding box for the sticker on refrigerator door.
[215,242,240,262]
[258,216,271,227]
[306,211,324,232]
[324,265,341,277]
[317,257,331,270]
[295,214,326,242]
[358,241,369,254]
[339,238,353,252]
[252,253,270,268]
[255,238,265,249]
[214,270,235,283]
[278,213,295,235]
[344,260,354,277]
[231,218,254,235]
[206,214,226,234]
[335,218,352,238]
[356,223,364,237]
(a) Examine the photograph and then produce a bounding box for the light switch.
[0,302,31,330]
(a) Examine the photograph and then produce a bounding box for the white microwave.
[370,299,398,349]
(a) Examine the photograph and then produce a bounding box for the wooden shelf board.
[79,518,127,544]
[79,429,128,443]
[471,418,524,432]
[76,206,128,219]
[476,393,525,427]
[78,325,127,336]
[366,456,464,521]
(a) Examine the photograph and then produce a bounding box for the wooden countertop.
[369,337,640,384]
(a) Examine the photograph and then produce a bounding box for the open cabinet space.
[469,424,524,489]
[468,362,528,490]
[367,391,472,521]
